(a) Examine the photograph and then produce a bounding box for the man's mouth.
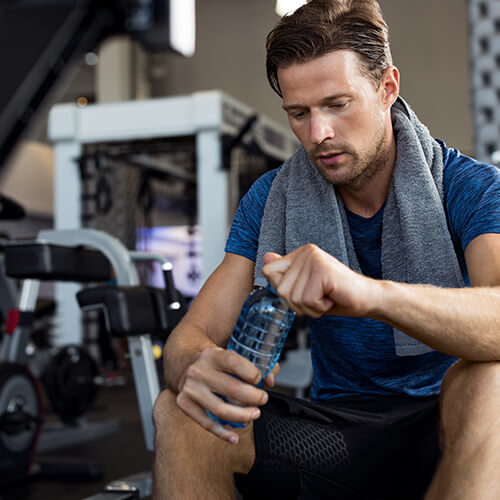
[318,152,344,166]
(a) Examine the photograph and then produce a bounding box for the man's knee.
[152,388,256,475]
[440,360,500,445]
[441,359,500,402]
[153,388,177,432]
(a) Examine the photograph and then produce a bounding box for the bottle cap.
[266,283,278,295]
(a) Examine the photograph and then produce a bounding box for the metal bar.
[127,336,160,451]
[6,279,41,363]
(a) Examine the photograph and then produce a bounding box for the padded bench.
[4,243,112,282]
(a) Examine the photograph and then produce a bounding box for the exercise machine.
[0,0,194,491]
[0,227,182,490]
[0,231,116,486]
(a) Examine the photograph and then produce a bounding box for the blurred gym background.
[0,0,495,498]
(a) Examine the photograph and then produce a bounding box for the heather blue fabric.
[346,206,384,279]
[225,142,500,400]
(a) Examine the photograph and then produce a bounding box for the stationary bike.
[0,194,44,487]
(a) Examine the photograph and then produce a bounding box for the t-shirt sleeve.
[443,145,500,251]
[224,168,279,261]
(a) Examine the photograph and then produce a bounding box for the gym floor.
[0,368,153,500]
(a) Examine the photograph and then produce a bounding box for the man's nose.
[310,112,335,144]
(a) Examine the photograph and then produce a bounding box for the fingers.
[263,252,291,275]
[176,346,268,443]
[185,363,267,408]
[264,362,280,388]
[263,244,376,318]
[290,255,335,316]
[176,390,241,444]
[263,245,335,317]
[187,348,267,406]
[263,252,282,265]
[209,347,262,386]
[280,248,317,314]
[179,376,262,424]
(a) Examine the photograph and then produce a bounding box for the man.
[152,1,500,498]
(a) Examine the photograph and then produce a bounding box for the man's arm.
[163,252,270,443]
[262,233,500,360]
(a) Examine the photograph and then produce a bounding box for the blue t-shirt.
[225,141,500,401]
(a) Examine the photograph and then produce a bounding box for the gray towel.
[255,97,465,356]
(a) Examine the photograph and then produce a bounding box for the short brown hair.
[266,0,392,97]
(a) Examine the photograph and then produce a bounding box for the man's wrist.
[365,278,399,321]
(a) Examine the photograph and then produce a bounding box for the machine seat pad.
[76,285,169,337]
[4,243,112,282]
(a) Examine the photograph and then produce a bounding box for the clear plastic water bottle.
[209,284,295,428]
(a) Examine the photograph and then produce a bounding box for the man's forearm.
[371,281,500,360]
[162,253,255,394]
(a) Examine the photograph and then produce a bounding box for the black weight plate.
[0,362,42,486]
[42,345,99,423]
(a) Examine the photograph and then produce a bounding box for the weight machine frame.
[3,228,166,452]
[49,90,298,346]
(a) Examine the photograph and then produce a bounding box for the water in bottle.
[209,284,295,428]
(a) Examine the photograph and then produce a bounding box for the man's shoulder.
[249,167,280,199]
[437,139,500,253]
[439,140,500,182]
[237,167,281,216]
[224,167,281,262]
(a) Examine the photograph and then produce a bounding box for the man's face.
[278,50,394,188]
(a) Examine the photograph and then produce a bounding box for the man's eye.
[331,102,346,109]
[292,111,305,119]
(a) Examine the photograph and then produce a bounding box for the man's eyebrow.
[321,93,351,102]
[282,102,304,112]
[282,93,351,111]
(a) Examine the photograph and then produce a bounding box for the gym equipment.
[0,1,194,489]
[67,229,187,500]
[1,241,112,365]
[0,226,186,490]
[0,0,196,171]
[0,234,120,485]
[42,344,100,423]
[50,91,297,293]
[17,228,178,452]
[0,194,26,347]
[0,362,42,488]
[32,228,182,499]
[0,236,102,424]
[76,278,178,498]
[82,470,151,499]
[48,90,311,407]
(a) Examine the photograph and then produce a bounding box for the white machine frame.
[48,90,298,346]
[2,228,160,452]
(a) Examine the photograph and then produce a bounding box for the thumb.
[263,252,282,265]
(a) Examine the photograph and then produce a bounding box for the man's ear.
[380,65,400,110]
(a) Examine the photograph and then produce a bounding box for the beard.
[309,125,391,190]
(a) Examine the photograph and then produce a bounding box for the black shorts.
[235,392,441,500]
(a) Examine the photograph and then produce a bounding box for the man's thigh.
[235,392,440,500]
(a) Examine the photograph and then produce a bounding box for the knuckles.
[225,350,244,373]
[302,243,319,253]
[226,351,260,384]
[185,362,203,382]
[179,378,197,400]
[199,345,222,361]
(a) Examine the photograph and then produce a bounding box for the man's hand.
[175,345,276,444]
[261,238,500,361]
[262,244,379,318]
